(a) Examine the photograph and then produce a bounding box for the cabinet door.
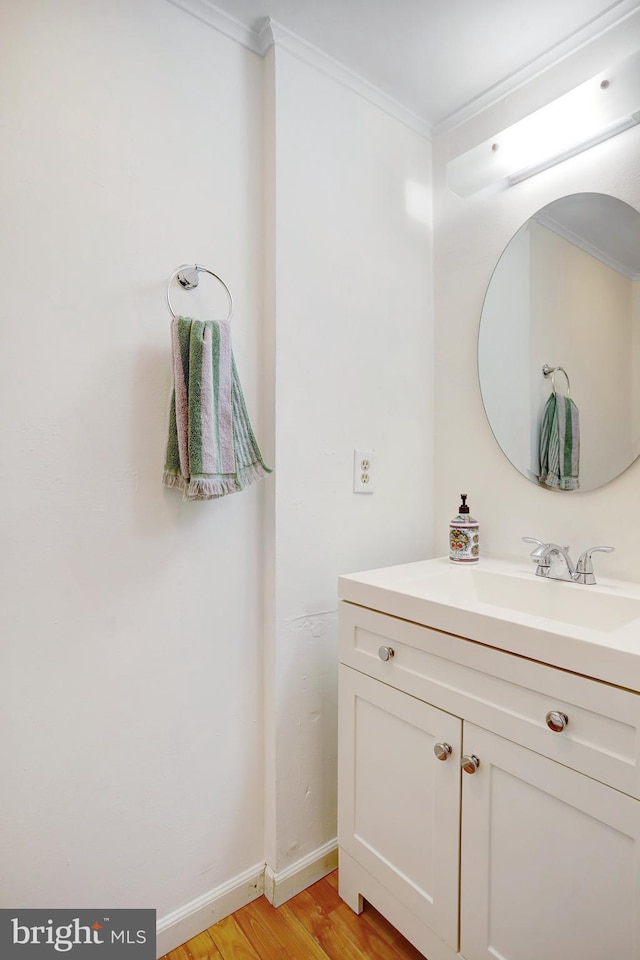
[460,723,640,960]
[338,666,462,949]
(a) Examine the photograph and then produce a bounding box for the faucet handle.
[576,546,615,573]
[575,546,614,584]
[522,537,545,559]
[522,537,551,566]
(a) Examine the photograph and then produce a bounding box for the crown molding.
[165,0,431,138]
[166,0,638,142]
[165,0,264,53]
[432,0,640,136]
[259,19,431,138]
[534,210,640,281]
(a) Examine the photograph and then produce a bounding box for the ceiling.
[206,0,638,131]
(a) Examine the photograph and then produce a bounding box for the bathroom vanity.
[337,557,640,960]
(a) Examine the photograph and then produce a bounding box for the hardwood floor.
[159,870,426,960]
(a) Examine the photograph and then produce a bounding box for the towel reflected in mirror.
[539,391,580,491]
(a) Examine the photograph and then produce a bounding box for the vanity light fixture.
[447,49,640,197]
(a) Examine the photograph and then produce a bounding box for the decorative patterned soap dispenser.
[449,494,480,563]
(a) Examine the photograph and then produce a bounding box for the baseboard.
[156,861,264,958]
[155,839,338,957]
[264,838,338,908]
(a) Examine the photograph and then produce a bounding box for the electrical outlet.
[353,449,375,494]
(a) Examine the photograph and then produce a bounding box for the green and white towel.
[538,392,580,491]
[163,316,272,500]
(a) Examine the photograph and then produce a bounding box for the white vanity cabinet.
[337,600,640,960]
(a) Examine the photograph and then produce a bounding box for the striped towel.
[538,392,580,491]
[163,316,271,500]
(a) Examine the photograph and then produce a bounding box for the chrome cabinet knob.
[461,754,480,774]
[434,742,452,761]
[546,710,569,732]
[378,645,395,662]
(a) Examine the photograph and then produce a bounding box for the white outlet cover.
[353,449,375,494]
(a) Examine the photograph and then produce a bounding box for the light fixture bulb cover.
[448,50,640,197]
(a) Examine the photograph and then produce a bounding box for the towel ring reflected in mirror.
[543,364,571,397]
[166,264,234,322]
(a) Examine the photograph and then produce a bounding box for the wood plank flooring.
[160,870,426,960]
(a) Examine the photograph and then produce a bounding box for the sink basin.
[410,567,640,633]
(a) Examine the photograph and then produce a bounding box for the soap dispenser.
[449,494,479,563]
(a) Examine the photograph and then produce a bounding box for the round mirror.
[478,193,640,492]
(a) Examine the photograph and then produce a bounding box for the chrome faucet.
[522,538,614,585]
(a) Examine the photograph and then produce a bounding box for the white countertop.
[338,556,640,692]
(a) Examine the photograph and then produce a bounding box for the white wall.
[0,0,434,942]
[264,47,433,879]
[0,0,265,924]
[433,10,640,579]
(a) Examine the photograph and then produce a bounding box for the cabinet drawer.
[339,601,640,799]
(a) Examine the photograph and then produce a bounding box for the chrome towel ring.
[166,263,234,322]
[542,363,570,397]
